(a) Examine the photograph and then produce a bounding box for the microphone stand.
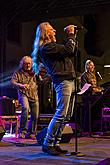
[70,30,85,157]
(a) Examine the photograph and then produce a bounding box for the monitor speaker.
[61,124,73,143]
[0,97,16,116]
[36,124,73,145]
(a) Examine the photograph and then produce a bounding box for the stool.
[0,116,20,137]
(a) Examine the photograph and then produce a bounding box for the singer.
[31,22,77,155]
[80,60,103,133]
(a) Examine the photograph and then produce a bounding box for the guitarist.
[11,56,39,139]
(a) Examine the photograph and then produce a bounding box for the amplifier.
[102,107,110,118]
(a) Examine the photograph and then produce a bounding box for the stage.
[0,133,110,165]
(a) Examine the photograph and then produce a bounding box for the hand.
[64,25,75,34]
[24,84,30,89]
[20,84,29,90]
[93,87,102,93]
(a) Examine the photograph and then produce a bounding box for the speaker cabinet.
[0,97,16,116]
[36,124,73,145]
[61,125,73,143]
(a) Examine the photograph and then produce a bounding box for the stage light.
[104,65,110,68]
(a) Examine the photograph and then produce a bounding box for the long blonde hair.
[31,22,52,73]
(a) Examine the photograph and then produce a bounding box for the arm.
[11,72,29,90]
[38,73,51,84]
[81,73,88,88]
[44,34,76,57]
[41,25,76,58]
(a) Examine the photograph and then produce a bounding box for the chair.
[0,96,19,137]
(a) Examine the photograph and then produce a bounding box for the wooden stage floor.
[0,133,110,165]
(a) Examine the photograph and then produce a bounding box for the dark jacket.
[39,34,76,85]
[81,71,97,88]
[81,71,102,95]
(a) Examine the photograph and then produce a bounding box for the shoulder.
[81,72,87,77]
[16,69,23,74]
[13,69,23,76]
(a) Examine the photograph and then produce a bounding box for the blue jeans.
[43,80,75,146]
[19,95,39,134]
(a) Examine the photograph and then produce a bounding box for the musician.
[81,60,102,94]
[11,56,39,139]
[81,60,103,133]
[38,63,53,114]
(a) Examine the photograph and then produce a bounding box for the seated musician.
[80,60,103,133]
[81,60,103,95]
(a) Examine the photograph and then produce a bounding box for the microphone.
[74,25,84,30]
[97,71,103,80]
[64,25,84,32]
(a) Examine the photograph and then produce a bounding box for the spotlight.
[104,65,110,68]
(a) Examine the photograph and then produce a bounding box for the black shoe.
[25,132,36,140]
[54,146,68,154]
[42,145,60,156]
